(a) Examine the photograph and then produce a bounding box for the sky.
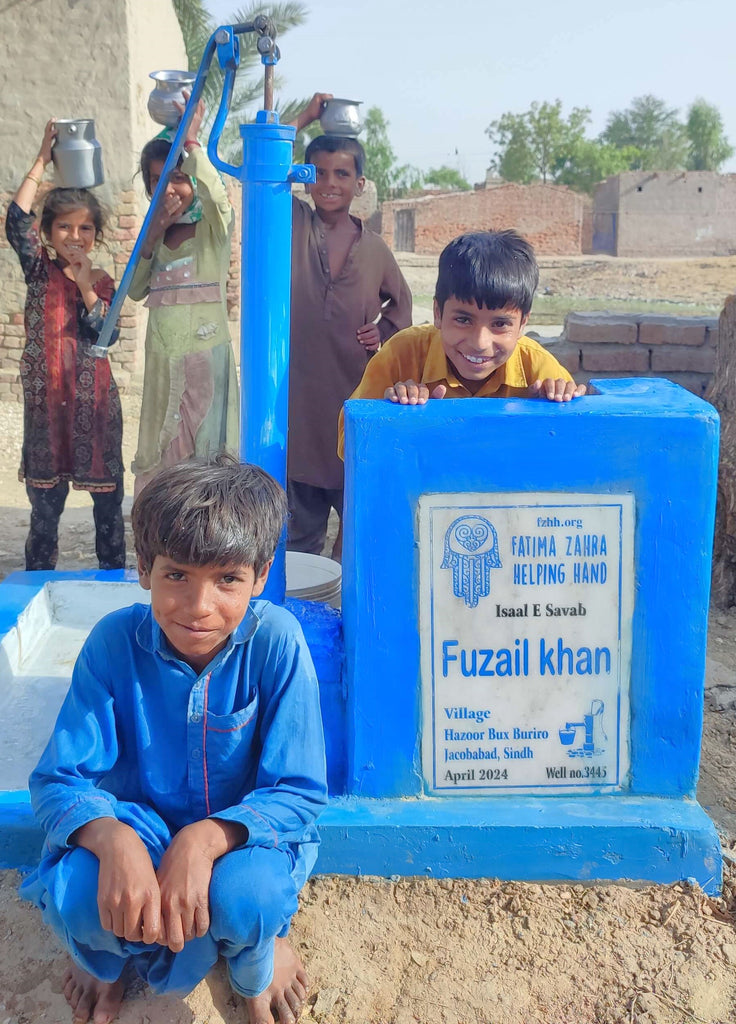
[205,0,736,185]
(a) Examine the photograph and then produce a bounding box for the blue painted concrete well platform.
[0,379,724,893]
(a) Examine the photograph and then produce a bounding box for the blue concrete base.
[0,570,721,897]
[317,795,723,895]
[0,794,42,873]
[1,791,721,895]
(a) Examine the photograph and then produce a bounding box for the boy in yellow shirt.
[339,230,584,451]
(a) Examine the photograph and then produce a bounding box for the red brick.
[650,346,716,373]
[542,341,580,374]
[381,183,588,255]
[637,315,711,346]
[581,344,650,373]
[565,313,638,345]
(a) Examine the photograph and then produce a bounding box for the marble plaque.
[419,493,634,795]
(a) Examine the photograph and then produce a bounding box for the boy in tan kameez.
[287,94,413,559]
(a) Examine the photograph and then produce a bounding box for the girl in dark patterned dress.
[5,119,125,571]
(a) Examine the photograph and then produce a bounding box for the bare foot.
[243,937,308,1024]
[62,963,125,1024]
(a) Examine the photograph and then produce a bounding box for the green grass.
[413,293,721,327]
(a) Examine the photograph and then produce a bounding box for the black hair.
[132,454,287,576]
[305,134,365,177]
[434,230,539,317]
[40,188,106,246]
[139,137,184,197]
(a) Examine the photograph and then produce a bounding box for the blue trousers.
[22,804,309,998]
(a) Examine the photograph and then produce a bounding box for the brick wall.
[551,312,718,395]
[382,183,590,256]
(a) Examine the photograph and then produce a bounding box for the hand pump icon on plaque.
[558,699,607,757]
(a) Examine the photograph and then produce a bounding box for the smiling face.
[307,150,364,215]
[148,158,195,211]
[434,297,528,393]
[138,556,270,674]
[48,206,97,264]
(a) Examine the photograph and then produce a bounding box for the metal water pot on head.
[52,119,105,189]
[319,98,363,138]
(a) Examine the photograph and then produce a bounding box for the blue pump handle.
[91,22,273,355]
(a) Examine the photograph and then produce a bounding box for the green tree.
[424,166,472,191]
[365,110,475,199]
[363,107,398,202]
[486,101,590,183]
[486,111,536,183]
[686,98,734,170]
[527,101,590,182]
[172,0,309,160]
[555,140,640,195]
[600,94,688,170]
[392,164,425,197]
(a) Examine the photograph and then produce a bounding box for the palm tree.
[172,0,310,160]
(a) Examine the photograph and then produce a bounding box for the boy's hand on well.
[528,378,587,402]
[384,380,447,404]
[357,323,381,352]
[74,818,161,944]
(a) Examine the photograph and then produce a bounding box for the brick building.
[381,182,592,256]
[592,171,736,257]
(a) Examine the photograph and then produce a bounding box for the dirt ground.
[1,255,736,1023]
[401,252,736,311]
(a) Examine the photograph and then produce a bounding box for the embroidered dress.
[130,148,239,486]
[5,201,124,491]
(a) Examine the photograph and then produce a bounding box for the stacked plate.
[286,552,342,608]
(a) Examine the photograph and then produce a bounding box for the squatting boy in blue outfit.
[21,455,328,1024]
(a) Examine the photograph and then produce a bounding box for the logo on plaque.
[441,515,501,608]
[420,493,634,796]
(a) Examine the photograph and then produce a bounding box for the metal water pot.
[319,98,363,138]
[148,70,197,128]
[52,119,104,189]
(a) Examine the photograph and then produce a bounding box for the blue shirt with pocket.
[29,599,328,863]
